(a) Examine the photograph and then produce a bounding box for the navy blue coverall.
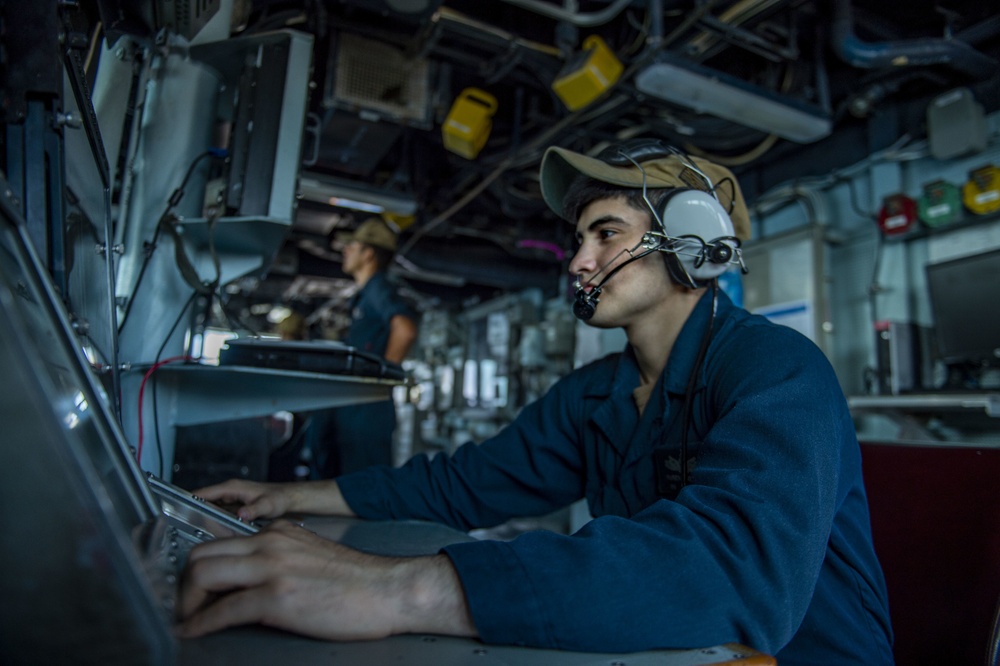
[338,289,894,664]
[320,272,415,475]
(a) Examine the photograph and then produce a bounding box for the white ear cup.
[658,190,738,281]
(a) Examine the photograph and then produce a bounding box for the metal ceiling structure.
[45,0,1000,313]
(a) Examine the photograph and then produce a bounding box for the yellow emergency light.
[552,35,623,112]
[442,88,498,160]
[962,164,1000,215]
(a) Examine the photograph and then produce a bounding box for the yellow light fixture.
[552,35,623,111]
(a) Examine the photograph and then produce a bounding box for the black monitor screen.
[925,248,1000,366]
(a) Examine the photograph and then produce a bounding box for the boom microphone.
[573,241,661,321]
[573,287,600,320]
[572,230,744,321]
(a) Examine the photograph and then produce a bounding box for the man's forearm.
[288,480,357,517]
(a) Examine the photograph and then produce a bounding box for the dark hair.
[562,176,674,228]
[367,244,395,271]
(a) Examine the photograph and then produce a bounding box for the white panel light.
[298,175,418,216]
[635,57,832,143]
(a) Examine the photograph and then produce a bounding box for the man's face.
[341,240,366,276]
[568,196,673,329]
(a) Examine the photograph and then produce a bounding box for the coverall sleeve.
[337,362,597,530]
[365,274,415,321]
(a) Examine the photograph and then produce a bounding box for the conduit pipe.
[497,0,634,28]
[831,0,996,80]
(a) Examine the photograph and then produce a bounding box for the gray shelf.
[158,364,402,427]
[849,393,1000,448]
[178,216,291,256]
[848,393,1000,418]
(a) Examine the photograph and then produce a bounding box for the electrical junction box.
[877,193,917,236]
[442,88,498,159]
[917,180,962,228]
[962,164,1000,215]
[927,87,987,160]
[552,35,623,111]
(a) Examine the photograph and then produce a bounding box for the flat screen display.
[925,248,1000,366]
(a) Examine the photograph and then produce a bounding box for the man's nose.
[568,244,596,277]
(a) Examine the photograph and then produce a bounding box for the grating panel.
[326,33,432,128]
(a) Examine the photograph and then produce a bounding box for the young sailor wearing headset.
[176,139,894,665]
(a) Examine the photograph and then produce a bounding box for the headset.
[571,139,750,495]
[572,139,746,320]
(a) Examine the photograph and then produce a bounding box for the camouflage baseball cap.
[539,143,751,240]
[335,217,398,252]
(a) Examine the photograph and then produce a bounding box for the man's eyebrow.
[578,214,631,235]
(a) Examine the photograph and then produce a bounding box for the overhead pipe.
[831,0,997,80]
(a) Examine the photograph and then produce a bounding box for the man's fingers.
[177,548,277,619]
[188,480,290,521]
[186,522,313,567]
[238,497,278,521]
[192,480,260,505]
[185,534,260,563]
[179,523,319,619]
[176,586,275,638]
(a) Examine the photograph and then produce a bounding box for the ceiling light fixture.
[635,55,832,144]
[298,174,418,216]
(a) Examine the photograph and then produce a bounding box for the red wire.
[136,355,194,466]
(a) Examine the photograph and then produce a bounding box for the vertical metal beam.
[60,3,123,419]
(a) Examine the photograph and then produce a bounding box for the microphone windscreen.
[573,295,595,320]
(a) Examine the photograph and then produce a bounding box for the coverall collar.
[583,289,732,455]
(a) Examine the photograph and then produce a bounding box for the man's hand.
[191,479,355,522]
[175,521,477,642]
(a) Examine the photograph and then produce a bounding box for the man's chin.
[582,314,617,329]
